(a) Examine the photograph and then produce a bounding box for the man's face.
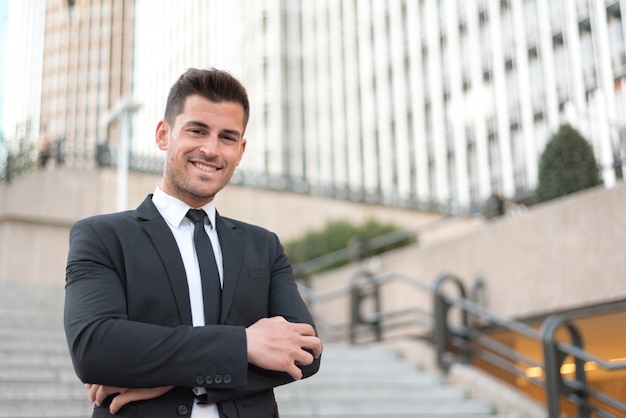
[156,94,247,208]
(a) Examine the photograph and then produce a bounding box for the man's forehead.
[178,96,245,126]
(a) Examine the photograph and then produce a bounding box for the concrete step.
[0,340,69,355]
[0,282,90,418]
[274,345,508,418]
[277,398,494,416]
[0,399,92,418]
[277,385,467,400]
[0,365,79,384]
[0,350,74,368]
[0,312,64,328]
[0,283,65,306]
[0,281,524,417]
[0,381,86,399]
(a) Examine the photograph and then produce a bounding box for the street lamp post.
[64,0,75,164]
[102,97,141,211]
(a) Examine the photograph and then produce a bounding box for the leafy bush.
[285,218,416,275]
[536,124,601,203]
[0,138,36,182]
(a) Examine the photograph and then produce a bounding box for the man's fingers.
[86,384,97,403]
[87,384,103,403]
[95,386,125,406]
[299,335,323,359]
[269,317,315,337]
[109,387,175,414]
[246,317,322,378]
[109,392,134,414]
[293,347,315,367]
[291,322,316,336]
[85,385,175,413]
[286,362,304,380]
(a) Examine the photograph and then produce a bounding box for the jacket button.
[223,374,232,384]
[177,404,189,416]
[196,376,204,385]
[214,374,223,384]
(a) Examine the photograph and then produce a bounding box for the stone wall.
[2,166,623,323]
[0,167,439,283]
[309,182,626,325]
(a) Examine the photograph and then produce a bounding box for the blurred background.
[0,1,625,416]
[1,0,624,214]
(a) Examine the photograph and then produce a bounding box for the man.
[37,125,52,168]
[64,68,322,418]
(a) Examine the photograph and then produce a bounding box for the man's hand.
[245,316,323,380]
[86,384,174,414]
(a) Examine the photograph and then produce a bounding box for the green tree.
[536,124,601,203]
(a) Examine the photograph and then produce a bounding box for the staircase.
[0,281,524,418]
[275,345,521,418]
[0,281,91,417]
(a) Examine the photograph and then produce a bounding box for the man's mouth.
[194,161,219,173]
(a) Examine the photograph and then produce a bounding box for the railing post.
[541,315,590,418]
[432,274,470,371]
[349,271,381,344]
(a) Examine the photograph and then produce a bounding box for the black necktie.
[186,209,221,324]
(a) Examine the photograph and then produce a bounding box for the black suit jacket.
[64,195,320,417]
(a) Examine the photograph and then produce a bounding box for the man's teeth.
[196,163,217,172]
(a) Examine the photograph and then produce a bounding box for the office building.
[1,0,46,160]
[39,0,134,167]
[131,0,626,214]
[2,0,625,214]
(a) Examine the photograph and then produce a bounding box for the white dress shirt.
[152,187,223,418]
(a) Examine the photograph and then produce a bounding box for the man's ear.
[236,138,247,166]
[155,120,169,150]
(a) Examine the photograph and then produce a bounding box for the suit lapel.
[215,214,245,323]
[136,196,193,326]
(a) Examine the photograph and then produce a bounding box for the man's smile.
[192,160,221,173]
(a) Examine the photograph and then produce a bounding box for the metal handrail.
[299,270,626,418]
[434,273,626,418]
[298,271,433,344]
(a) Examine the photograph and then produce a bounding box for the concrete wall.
[2,167,623,324]
[0,167,440,284]
[310,182,626,326]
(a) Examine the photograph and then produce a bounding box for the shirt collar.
[152,187,217,231]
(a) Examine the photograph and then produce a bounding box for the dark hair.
[164,68,250,128]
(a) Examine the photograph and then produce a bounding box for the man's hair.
[164,68,250,128]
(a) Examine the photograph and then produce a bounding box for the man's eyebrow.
[222,128,243,137]
[185,120,210,129]
[185,120,242,137]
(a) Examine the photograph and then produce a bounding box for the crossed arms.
[64,217,322,413]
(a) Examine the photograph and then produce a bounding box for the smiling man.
[64,68,322,418]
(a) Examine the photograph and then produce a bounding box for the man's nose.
[199,135,220,154]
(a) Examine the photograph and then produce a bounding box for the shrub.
[285,218,416,275]
[0,137,36,182]
[536,124,602,203]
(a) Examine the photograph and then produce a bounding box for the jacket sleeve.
[204,231,321,402]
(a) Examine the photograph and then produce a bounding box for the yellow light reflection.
[525,361,598,378]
